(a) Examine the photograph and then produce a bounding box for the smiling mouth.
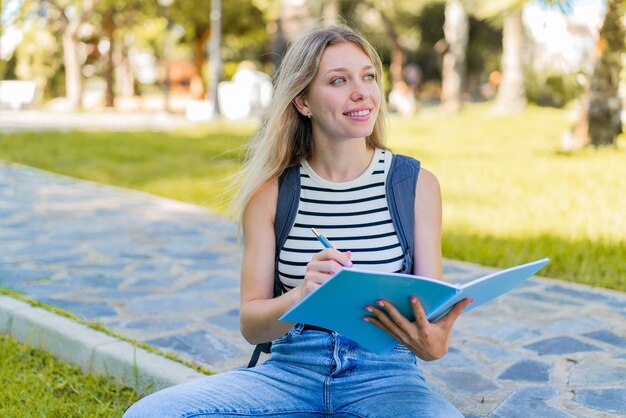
[345,109,370,117]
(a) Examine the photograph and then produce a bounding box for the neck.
[307,139,375,182]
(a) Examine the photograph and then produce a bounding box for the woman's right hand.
[298,249,353,300]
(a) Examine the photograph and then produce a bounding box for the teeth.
[346,110,369,117]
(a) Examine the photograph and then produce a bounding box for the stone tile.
[430,370,497,393]
[32,252,86,264]
[498,359,551,382]
[545,285,626,309]
[524,336,601,355]
[147,329,244,364]
[544,316,605,334]
[129,275,180,288]
[569,357,626,386]
[186,275,240,291]
[92,289,148,300]
[125,293,221,315]
[0,267,53,282]
[18,283,74,298]
[65,275,125,289]
[581,330,626,349]
[513,291,584,306]
[38,297,117,319]
[112,318,191,333]
[492,386,569,418]
[575,389,626,414]
[423,346,477,369]
[471,322,541,344]
[207,308,241,331]
[469,341,515,362]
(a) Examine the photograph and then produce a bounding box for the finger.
[307,259,344,275]
[364,303,408,342]
[311,248,353,267]
[410,295,429,328]
[375,299,414,330]
[303,271,333,284]
[438,298,473,328]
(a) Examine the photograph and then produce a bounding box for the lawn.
[0,334,140,417]
[0,104,624,290]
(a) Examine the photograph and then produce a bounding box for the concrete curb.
[0,294,205,394]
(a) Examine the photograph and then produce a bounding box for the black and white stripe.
[277,148,404,291]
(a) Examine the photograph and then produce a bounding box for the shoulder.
[416,168,440,193]
[415,167,441,207]
[243,178,279,228]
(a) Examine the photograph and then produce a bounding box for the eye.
[331,77,345,86]
[364,73,376,81]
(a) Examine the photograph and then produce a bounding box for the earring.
[307,113,312,119]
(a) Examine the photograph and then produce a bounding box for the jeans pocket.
[271,326,296,346]
[393,343,419,365]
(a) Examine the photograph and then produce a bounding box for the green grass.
[386,104,626,290]
[0,122,253,211]
[0,334,140,417]
[0,104,624,290]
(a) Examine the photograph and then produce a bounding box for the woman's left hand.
[364,297,472,361]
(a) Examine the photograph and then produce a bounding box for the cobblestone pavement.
[1,161,625,417]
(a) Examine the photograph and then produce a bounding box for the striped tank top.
[277,148,404,292]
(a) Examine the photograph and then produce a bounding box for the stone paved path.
[1,161,625,417]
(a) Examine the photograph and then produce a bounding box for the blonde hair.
[230,24,388,221]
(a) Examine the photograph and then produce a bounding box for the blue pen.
[310,227,334,249]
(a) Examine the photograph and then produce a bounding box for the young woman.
[124,24,471,418]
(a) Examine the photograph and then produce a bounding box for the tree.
[475,0,574,113]
[40,0,97,110]
[587,0,625,146]
[440,0,469,112]
[170,0,268,98]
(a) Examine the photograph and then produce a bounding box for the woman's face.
[298,42,380,144]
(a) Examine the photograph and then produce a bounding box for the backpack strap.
[273,165,302,296]
[385,154,420,274]
[248,165,301,368]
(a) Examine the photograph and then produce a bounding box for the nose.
[350,80,366,101]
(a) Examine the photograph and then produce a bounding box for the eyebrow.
[323,65,375,76]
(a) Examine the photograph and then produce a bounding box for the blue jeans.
[124,324,462,417]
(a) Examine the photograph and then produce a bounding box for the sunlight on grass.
[388,104,625,289]
[0,104,624,290]
[0,334,140,417]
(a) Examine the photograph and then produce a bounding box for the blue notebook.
[280,258,550,354]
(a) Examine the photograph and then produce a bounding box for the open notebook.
[280,258,550,354]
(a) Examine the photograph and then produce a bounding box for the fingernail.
[376,300,384,307]
[362,317,370,322]
[410,295,418,304]
[365,306,373,312]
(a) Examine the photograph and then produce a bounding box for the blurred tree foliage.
[2,0,614,119]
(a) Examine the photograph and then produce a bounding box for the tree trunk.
[193,26,211,99]
[587,0,624,146]
[62,21,82,110]
[323,0,340,26]
[57,0,96,111]
[441,0,468,113]
[379,11,405,86]
[209,0,222,116]
[492,9,526,114]
[103,8,115,108]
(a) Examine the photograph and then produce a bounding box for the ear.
[293,94,310,118]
